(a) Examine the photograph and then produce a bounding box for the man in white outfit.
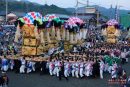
[99,60,104,79]
[1,56,8,72]
[75,60,79,78]
[20,57,26,74]
[79,60,84,78]
[111,63,117,79]
[64,60,70,78]
[71,62,76,77]
[86,61,91,77]
[53,60,60,77]
[49,60,54,76]
[27,61,33,74]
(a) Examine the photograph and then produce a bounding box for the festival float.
[64,17,87,51]
[14,12,64,57]
[102,19,121,43]
[14,12,87,59]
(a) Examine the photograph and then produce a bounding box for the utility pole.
[117,6,123,23]
[87,0,89,7]
[109,4,112,19]
[97,10,99,26]
[6,0,8,22]
[75,0,78,17]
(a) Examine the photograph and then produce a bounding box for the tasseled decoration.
[126,30,130,38]
[73,32,77,43]
[34,25,40,39]
[84,29,88,39]
[102,28,107,36]
[114,29,120,37]
[56,28,61,41]
[14,23,21,42]
[76,32,80,41]
[40,30,45,44]
[81,29,84,39]
[51,25,55,38]
[46,28,51,43]
[70,32,74,43]
[62,27,65,40]
[79,29,82,40]
[66,29,69,41]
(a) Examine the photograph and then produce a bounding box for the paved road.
[6,61,130,87]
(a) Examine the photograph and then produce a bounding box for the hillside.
[65,6,130,19]
[0,0,72,15]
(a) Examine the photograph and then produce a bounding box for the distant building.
[75,6,101,26]
[120,14,130,28]
[55,14,70,20]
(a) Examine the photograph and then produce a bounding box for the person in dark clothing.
[1,73,9,87]
[59,61,68,81]
[126,76,130,87]
[117,65,123,78]
[35,62,41,73]
[0,76,4,87]
[40,61,47,75]
[92,60,100,78]
[14,60,21,73]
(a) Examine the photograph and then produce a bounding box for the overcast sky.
[26,0,130,10]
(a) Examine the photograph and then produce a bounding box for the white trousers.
[32,65,35,72]
[27,68,32,73]
[49,68,53,76]
[100,69,103,79]
[86,69,90,77]
[10,65,14,70]
[75,70,79,78]
[71,69,75,77]
[111,71,117,79]
[80,68,84,77]
[53,67,59,77]
[64,70,69,77]
[20,65,25,73]
[1,65,8,72]
[108,66,112,74]
[104,64,108,72]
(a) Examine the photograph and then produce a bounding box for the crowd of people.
[0,24,129,87]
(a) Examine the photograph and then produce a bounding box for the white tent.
[7,13,17,17]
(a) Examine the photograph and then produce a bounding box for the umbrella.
[43,14,58,22]
[106,19,118,26]
[67,17,84,26]
[23,12,42,24]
